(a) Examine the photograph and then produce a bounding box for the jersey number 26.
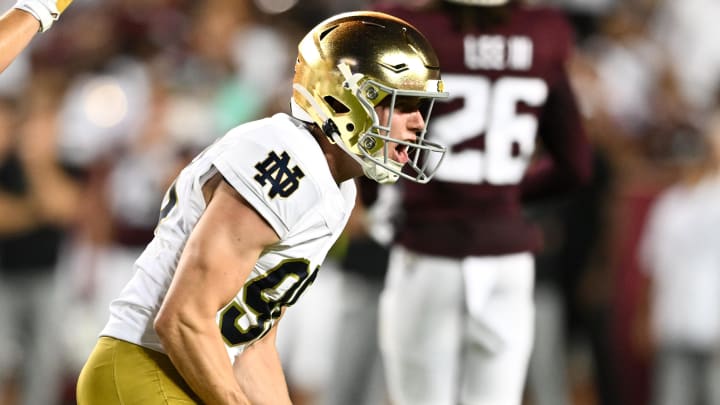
[429,74,548,185]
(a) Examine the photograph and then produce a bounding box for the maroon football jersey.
[376,3,592,257]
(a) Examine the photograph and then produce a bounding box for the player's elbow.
[153,309,177,343]
[154,312,196,359]
[154,303,208,341]
[154,307,194,345]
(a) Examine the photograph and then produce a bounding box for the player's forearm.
[233,336,292,405]
[0,8,39,73]
[155,316,251,405]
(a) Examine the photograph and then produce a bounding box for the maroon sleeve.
[521,10,591,201]
[521,65,592,201]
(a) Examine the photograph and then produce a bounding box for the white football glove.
[13,0,72,32]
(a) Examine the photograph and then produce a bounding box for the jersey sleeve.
[211,135,319,240]
[521,10,592,201]
[521,68,592,199]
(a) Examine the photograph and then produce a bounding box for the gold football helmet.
[292,11,448,184]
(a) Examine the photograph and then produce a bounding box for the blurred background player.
[0,0,72,72]
[0,75,82,405]
[373,1,592,404]
[637,113,720,405]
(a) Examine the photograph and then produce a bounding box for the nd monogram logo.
[254,151,305,198]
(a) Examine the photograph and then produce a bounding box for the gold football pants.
[76,336,200,404]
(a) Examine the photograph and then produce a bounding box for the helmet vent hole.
[346,123,355,132]
[319,25,339,41]
[323,96,350,114]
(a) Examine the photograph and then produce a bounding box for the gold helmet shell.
[292,11,448,184]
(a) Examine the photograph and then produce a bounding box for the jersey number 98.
[219,259,317,346]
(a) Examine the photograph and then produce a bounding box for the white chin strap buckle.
[362,158,402,184]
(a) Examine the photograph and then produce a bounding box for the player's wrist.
[13,0,59,33]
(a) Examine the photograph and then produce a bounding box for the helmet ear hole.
[323,96,350,114]
[346,123,355,132]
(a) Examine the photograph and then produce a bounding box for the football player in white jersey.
[76,11,448,405]
[0,0,72,72]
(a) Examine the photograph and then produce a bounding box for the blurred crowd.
[1,0,720,404]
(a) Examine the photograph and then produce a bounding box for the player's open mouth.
[394,143,409,164]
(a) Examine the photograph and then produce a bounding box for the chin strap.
[337,63,364,94]
[322,118,399,184]
[289,96,315,123]
[362,160,401,184]
[292,83,329,122]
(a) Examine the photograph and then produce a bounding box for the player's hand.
[13,0,74,32]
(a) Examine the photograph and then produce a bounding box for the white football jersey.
[100,113,357,360]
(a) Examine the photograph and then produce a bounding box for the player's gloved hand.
[13,0,72,33]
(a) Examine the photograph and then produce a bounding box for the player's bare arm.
[0,8,37,72]
[233,311,292,404]
[154,175,280,404]
[0,0,73,72]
